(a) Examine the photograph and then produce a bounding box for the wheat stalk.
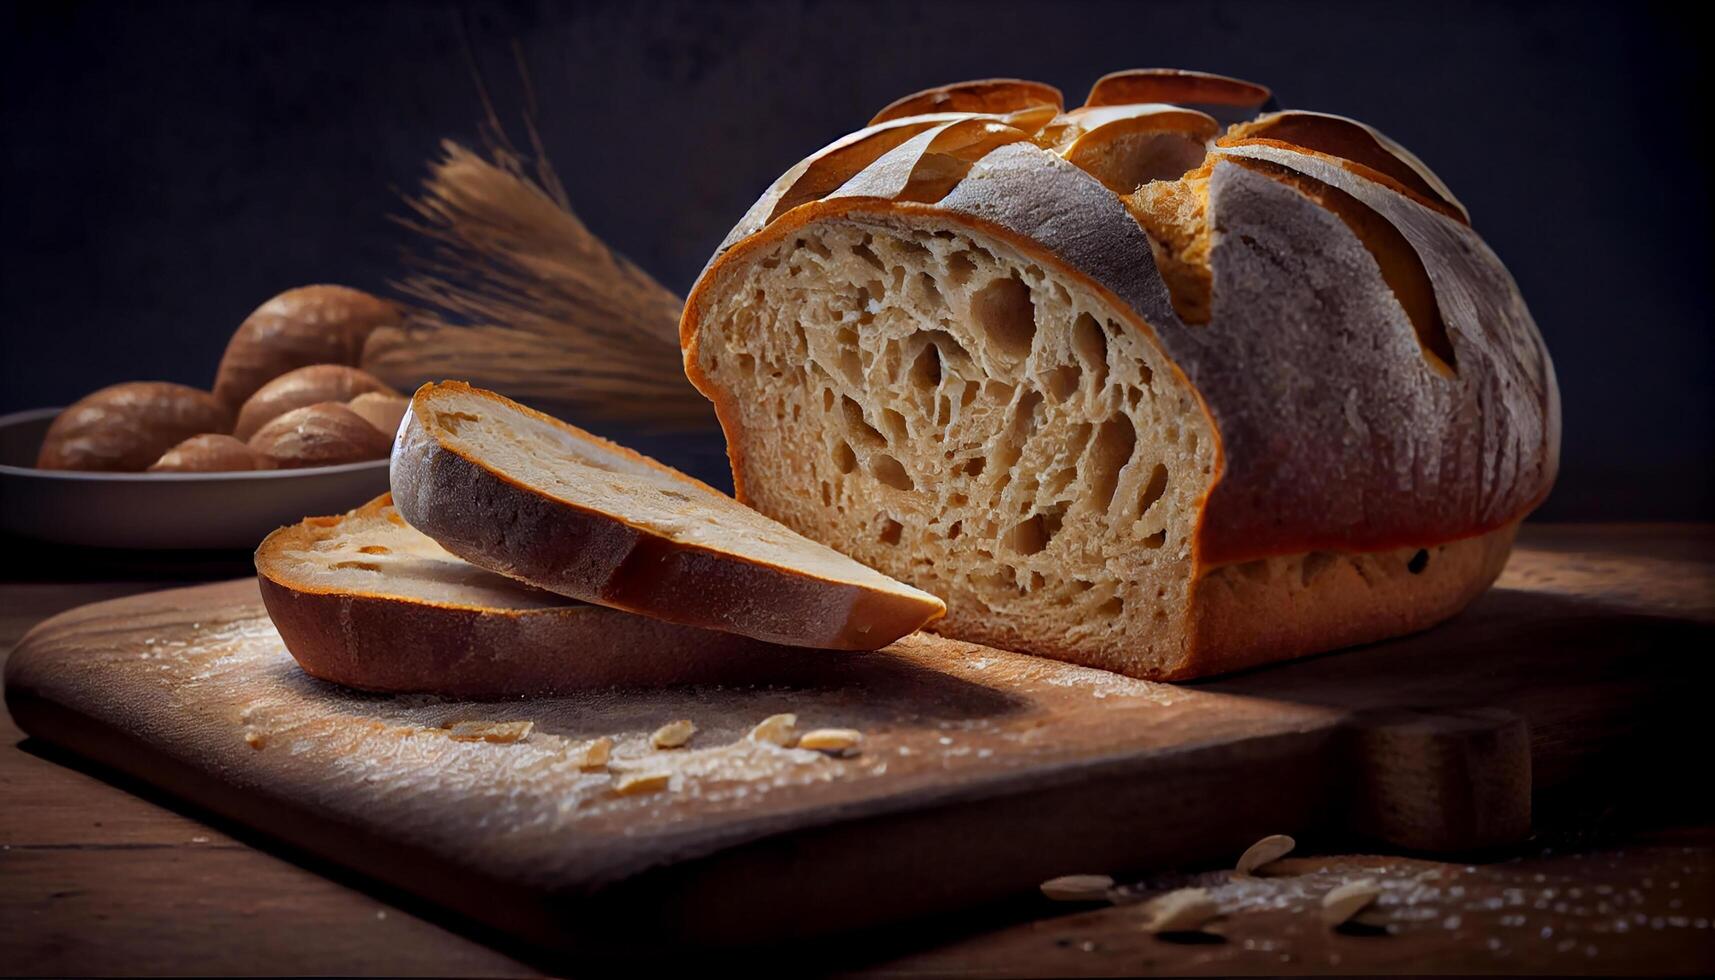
[362,133,716,431]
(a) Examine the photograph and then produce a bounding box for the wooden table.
[3,525,1713,976]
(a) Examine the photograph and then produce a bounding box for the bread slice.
[256,494,802,696]
[389,381,946,649]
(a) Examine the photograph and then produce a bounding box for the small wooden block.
[1340,706,1532,852]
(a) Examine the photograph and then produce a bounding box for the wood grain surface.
[3,524,1713,974]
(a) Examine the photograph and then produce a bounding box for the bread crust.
[389,382,943,650]
[247,402,391,468]
[255,496,802,696]
[148,433,268,472]
[233,364,395,441]
[214,285,401,409]
[36,381,233,472]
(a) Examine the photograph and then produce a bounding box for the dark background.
[2,0,1709,519]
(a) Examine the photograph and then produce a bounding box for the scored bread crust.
[256,494,800,696]
[680,70,1560,679]
[389,381,945,650]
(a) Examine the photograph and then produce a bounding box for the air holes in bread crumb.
[946,520,962,540]
[910,343,942,391]
[946,250,976,286]
[879,518,903,545]
[331,560,382,572]
[357,545,390,555]
[1408,549,1430,574]
[1141,530,1167,548]
[1097,595,1124,617]
[882,408,908,441]
[1071,313,1109,388]
[833,440,856,474]
[434,410,480,435]
[871,453,914,491]
[1087,415,1137,512]
[970,274,1036,359]
[1138,463,1169,517]
[840,396,886,447]
[852,240,884,271]
[1046,364,1081,402]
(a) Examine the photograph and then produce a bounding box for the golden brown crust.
[255,495,807,696]
[1084,68,1272,111]
[233,364,396,441]
[869,78,1063,126]
[148,433,269,472]
[1184,523,1518,679]
[36,382,233,471]
[213,285,401,409]
[389,382,944,650]
[247,402,391,468]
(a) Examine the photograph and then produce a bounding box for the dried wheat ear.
[683,69,1559,681]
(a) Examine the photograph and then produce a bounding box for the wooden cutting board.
[5,527,1711,956]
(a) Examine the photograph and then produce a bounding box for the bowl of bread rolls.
[0,285,408,550]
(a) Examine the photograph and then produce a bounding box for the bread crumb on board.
[445,720,534,744]
[613,771,671,796]
[576,736,613,771]
[1141,887,1220,933]
[1321,878,1381,926]
[1040,874,1116,902]
[748,713,798,747]
[651,719,696,749]
[1236,834,1295,875]
[799,728,863,756]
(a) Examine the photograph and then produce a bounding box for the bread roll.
[148,433,270,472]
[247,402,391,469]
[680,70,1560,680]
[213,285,401,409]
[233,364,396,440]
[37,382,234,472]
[344,392,409,437]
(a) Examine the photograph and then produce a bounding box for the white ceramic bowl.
[0,407,390,550]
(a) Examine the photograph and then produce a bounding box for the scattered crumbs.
[189,835,210,844]
[1040,874,1116,902]
[748,713,798,747]
[1236,834,1295,875]
[376,910,388,921]
[446,719,534,744]
[613,771,671,796]
[799,728,863,757]
[575,736,613,771]
[1141,887,1220,934]
[651,719,696,750]
[243,730,266,750]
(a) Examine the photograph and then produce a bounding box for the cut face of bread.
[256,495,802,696]
[689,218,1216,675]
[389,382,946,650]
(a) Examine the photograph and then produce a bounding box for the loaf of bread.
[213,285,401,409]
[389,381,946,649]
[247,402,391,468]
[148,433,270,472]
[233,364,396,440]
[257,494,797,695]
[36,382,234,471]
[681,70,1560,679]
